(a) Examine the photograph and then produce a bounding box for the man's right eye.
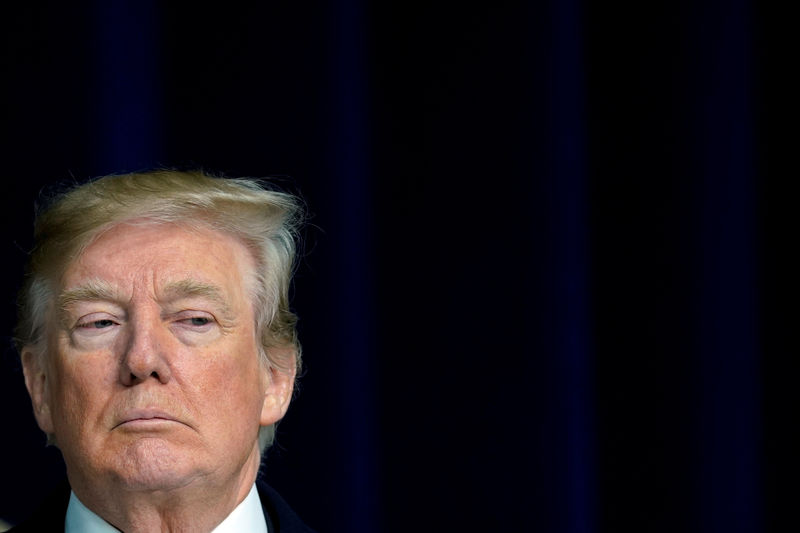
[78,319,116,329]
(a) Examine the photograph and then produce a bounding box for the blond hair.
[15,169,303,450]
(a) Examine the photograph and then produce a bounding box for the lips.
[114,408,182,429]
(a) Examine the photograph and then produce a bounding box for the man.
[10,170,315,532]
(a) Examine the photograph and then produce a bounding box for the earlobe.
[21,348,55,435]
[259,359,296,427]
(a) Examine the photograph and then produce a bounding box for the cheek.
[196,348,265,419]
[49,354,114,425]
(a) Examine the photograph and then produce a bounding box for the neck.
[68,448,262,533]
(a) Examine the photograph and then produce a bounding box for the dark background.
[0,2,795,532]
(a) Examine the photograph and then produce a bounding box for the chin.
[108,437,206,491]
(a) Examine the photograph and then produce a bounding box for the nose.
[119,316,172,386]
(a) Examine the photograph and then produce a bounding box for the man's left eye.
[186,317,211,326]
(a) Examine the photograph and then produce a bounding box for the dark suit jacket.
[8,478,315,532]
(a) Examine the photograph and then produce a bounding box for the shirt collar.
[65,483,268,533]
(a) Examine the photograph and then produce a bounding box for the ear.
[21,347,55,435]
[259,347,296,427]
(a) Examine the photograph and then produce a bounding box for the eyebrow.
[57,279,125,329]
[161,279,236,322]
[58,279,122,312]
[58,278,236,323]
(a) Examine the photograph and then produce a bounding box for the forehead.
[61,221,255,298]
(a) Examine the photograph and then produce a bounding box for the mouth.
[114,409,183,430]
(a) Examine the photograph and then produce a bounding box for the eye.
[171,311,218,338]
[176,314,215,328]
[77,318,117,329]
[72,315,120,340]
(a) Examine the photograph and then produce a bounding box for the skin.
[21,222,295,533]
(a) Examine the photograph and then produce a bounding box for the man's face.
[23,222,293,493]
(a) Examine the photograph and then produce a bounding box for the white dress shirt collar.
[65,483,268,533]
